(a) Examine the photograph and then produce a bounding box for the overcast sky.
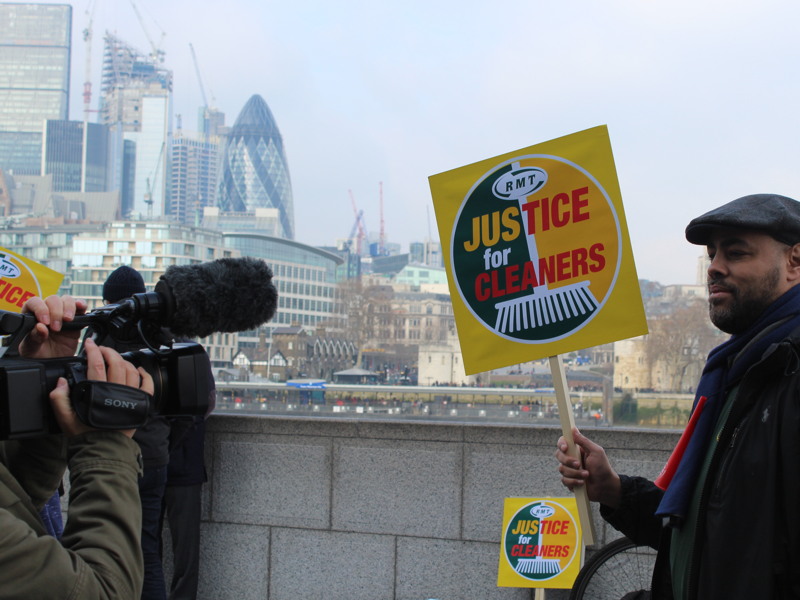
[49,0,800,285]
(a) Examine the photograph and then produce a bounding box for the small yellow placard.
[0,246,63,312]
[497,497,583,589]
[429,125,647,374]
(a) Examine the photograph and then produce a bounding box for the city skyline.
[22,0,800,287]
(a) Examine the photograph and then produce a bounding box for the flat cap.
[685,193,800,246]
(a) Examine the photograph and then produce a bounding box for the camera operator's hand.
[49,338,154,438]
[20,294,87,359]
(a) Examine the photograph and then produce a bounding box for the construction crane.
[348,190,366,255]
[189,42,216,139]
[82,1,97,122]
[143,141,166,218]
[129,0,166,64]
[189,44,209,109]
[347,209,364,254]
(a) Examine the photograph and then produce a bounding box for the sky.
[44,0,800,285]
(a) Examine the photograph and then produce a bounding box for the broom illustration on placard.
[493,163,599,335]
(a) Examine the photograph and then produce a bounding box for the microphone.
[57,257,278,346]
[154,256,278,338]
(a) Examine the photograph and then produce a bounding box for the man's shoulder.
[748,326,800,381]
[773,322,800,358]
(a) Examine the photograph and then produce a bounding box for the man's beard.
[709,267,781,334]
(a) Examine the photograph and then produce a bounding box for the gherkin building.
[218,94,295,239]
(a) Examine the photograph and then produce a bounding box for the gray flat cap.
[685,193,800,246]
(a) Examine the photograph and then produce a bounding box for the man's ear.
[787,244,800,282]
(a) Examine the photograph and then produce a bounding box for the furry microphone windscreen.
[156,257,278,338]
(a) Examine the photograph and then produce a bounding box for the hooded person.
[99,265,172,600]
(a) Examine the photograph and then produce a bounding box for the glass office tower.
[0,3,72,175]
[169,132,221,225]
[43,120,110,192]
[218,94,295,239]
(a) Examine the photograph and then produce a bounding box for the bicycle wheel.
[568,537,657,600]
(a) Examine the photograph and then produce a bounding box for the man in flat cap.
[555,193,800,599]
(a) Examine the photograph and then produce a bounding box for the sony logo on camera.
[103,397,139,411]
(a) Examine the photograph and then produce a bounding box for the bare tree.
[644,299,725,392]
[321,278,393,367]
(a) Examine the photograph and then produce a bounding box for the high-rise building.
[409,240,443,268]
[199,106,226,138]
[0,3,72,175]
[169,131,221,225]
[217,94,295,239]
[42,120,110,192]
[100,33,172,218]
[100,33,172,131]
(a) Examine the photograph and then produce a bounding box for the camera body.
[0,297,212,440]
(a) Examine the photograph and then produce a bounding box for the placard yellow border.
[429,125,647,374]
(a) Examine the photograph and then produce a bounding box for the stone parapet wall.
[193,414,679,599]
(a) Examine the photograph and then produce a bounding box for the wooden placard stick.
[549,354,595,546]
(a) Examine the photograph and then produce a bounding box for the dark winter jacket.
[601,329,800,599]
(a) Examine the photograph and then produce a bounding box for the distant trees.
[323,278,393,367]
[644,299,724,392]
[322,277,456,376]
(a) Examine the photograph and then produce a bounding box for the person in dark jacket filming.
[0,294,154,599]
[98,265,172,600]
[556,193,800,599]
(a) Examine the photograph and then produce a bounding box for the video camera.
[0,292,211,440]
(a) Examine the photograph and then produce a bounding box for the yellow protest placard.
[0,247,63,312]
[497,497,583,589]
[429,125,647,374]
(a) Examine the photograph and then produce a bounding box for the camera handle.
[0,311,37,358]
[59,357,150,429]
[0,306,172,360]
[0,311,102,359]
[70,380,152,429]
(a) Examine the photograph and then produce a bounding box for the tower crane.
[348,190,366,255]
[82,1,97,122]
[143,141,166,219]
[347,209,364,253]
[189,44,209,109]
[189,43,216,139]
[129,0,166,64]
